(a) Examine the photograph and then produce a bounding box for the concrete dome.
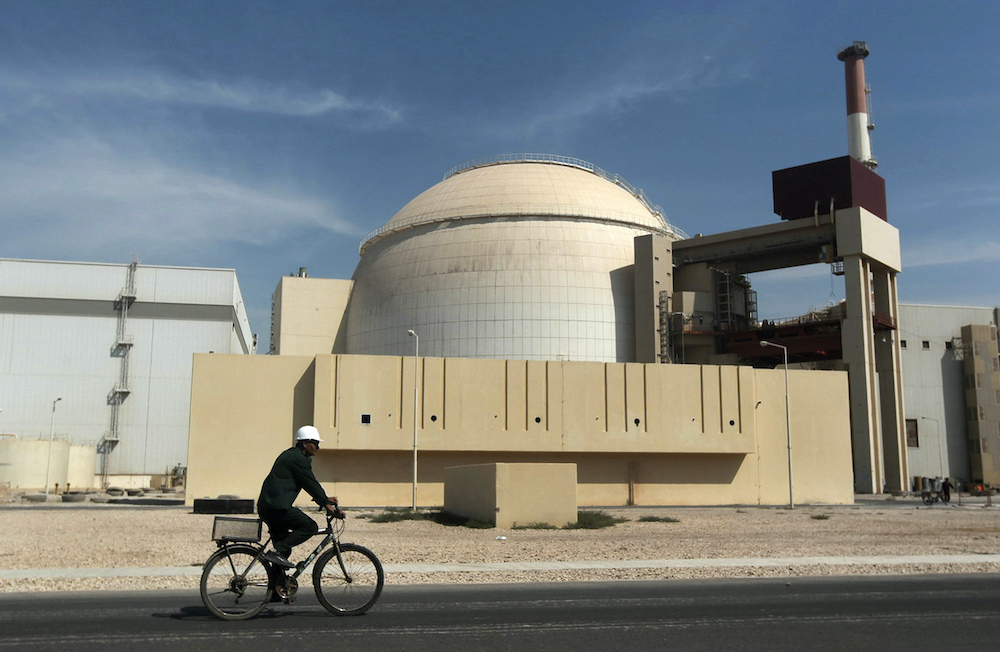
[345,156,685,362]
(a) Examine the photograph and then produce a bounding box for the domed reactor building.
[192,47,910,509]
[342,155,687,362]
[198,149,901,509]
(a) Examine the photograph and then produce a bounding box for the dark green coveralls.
[257,446,333,558]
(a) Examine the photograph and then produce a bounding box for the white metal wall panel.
[105,319,235,475]
[141,267,234,306]
[1,258,251,477]
[0,314,119,442]
[0,259,128,301]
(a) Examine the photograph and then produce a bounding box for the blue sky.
[2,1,997,345]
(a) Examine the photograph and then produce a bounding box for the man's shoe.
[263,550,295,569]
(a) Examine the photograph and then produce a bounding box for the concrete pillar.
[841,254,881,493]
[873,269,908,492]
[633,234,673,363]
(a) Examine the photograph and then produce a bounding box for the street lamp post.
[406,330,419,510]
[760,341,793,508]
[44,397,62,495]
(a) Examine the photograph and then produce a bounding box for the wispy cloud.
[492,12,757,141]
[542,72,711,125]
[903,237,1000,268]
[0,135,359,261]
[894,175,1000,214]
[0,66,402,125]
[500,58,740,141]
[889,91,1000,116]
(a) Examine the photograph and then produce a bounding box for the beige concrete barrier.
[444,463,577,528]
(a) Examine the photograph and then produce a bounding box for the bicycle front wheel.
[200,544,273,620]
[313,543,384,616]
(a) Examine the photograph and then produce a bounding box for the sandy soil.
[3,496,1000,592]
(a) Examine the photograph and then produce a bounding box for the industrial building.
[189,153,860,507]
[0,258,253,490]
[187,43,909,507]
[898,304,1000,487]
[186,152,884,507]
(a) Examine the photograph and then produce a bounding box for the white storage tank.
[0,437,67,490]
[67,444,98,491]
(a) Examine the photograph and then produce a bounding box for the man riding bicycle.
[257,425,340,569]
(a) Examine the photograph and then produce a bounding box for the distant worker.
[257,425,340,569]
[941,477,953,504]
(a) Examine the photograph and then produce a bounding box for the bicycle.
[200,508,384,620]
[921,489,949,505]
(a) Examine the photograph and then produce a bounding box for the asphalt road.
[2,575,999,651]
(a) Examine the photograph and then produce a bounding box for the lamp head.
[407,330,416,337]
[759,341,769,348]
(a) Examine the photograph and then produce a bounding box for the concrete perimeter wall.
[186,354,853,507]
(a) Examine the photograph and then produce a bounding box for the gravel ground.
[3,495,1000,593]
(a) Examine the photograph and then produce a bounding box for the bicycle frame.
[215,512,344,580]
[284,516,343,581]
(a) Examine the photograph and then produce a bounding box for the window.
[906,419,919,448]
[922,341,931,350]
[901,340,907,348]
[945,341,954,350]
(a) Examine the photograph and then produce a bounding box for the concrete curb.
[4,553,1000,580]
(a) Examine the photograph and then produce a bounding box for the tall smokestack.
[837,41,877,170]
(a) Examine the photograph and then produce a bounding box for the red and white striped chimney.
[837,41,877,170]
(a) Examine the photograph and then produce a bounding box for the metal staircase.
[99,256,138,485]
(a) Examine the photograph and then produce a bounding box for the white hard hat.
[295,425,323,442]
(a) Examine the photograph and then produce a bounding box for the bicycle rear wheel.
[200,544,273,620]
[313,543,384,615]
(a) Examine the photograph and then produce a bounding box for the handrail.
[359,154,688,253]
[445,154,686,235]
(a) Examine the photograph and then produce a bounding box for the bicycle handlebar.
[318,504,347,520]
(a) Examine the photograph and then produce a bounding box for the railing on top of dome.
[443,154,688,240]
[358,155,688,254]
